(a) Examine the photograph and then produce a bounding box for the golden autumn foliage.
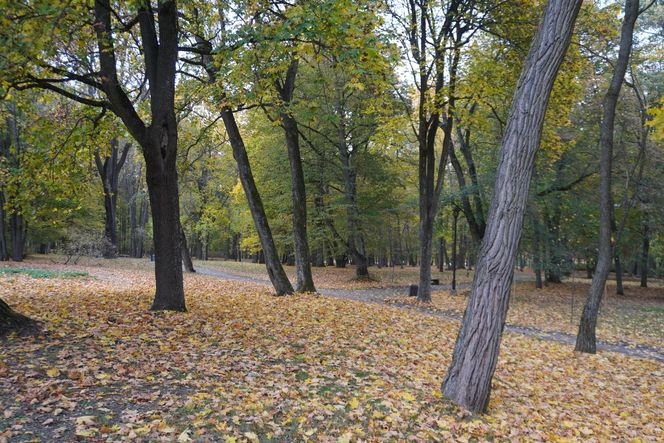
[0,262,662,441]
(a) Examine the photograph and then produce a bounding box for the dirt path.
[195,266,664,363]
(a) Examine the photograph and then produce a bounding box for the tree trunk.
[576,0,638,354]
[442,0,581,412]
[181,225,195,273]
[10,212,25,262]
[220,108,293,295]
[614,253,624,295]
[0,297,37,337]
[0,191,8,261]
[640,222,649,288]
[144,128,186,311]
[94,138,130,258]
[335,81,369,279]
[277,60,316,292]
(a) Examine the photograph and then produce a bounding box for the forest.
[0,0,663,441]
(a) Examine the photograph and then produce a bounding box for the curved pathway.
[195,266,664,363]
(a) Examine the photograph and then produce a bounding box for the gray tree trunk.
[441,0,581,412]
[575,0,639,353]
[276,59,316,292]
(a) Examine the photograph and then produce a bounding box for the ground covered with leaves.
[1,263,662,442]
[389,281,664,350]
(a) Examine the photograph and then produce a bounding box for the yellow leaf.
[178,429,193,442]
[337,432,352,443]
[348,397,359,410]
[244,431,259,442]
[46,367,60,377]
[401,392,416,402]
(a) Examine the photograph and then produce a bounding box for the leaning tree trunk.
[441,0,581,413]
[220,108,294,295]
[277,59,316,292]
[576,0,638,354]
[180,224,196,273]
[0,297,37,337]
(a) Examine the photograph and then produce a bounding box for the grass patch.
[0,268,89,279]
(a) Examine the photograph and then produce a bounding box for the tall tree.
[94,137,131,258]
[5,1,186,310]
[389,0,484,302]
[575,0,639,353]
[441,0,582,412]
[273,59,316,291]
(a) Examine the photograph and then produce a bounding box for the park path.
[194,266,664,363]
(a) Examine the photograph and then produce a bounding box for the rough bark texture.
[89,0,187,311]
[276,59,316,292]
[220,108,294,295]
[576,0,638,353]
[442,0,581,412]
[0,297,37,337]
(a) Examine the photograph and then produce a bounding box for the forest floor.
[1,257,663,442]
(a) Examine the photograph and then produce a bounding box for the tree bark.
[275,59,316,292]
[442,0,581,412]
[576,0,638,353]
[334,79,369,279]
[94,138,130,258]
[640,221,649,288]
[220,108,294,295]
[90,0,186,311]
[180,224,195,273]
[0,297,37,337]
[0,191,7,261]
[10,212,26,262]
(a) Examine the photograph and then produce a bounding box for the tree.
[3,0,186,311]
[441,0,582,412]
[575,0,639,354]
[94,137,130,258]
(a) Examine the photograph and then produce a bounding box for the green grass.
[0,268,89,279]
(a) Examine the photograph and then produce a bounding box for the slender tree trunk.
[576,0,638,353]
[614,253,624,295]
[94,139,130,258]
[640,222,649,288]
[220,108,293,295]
[0,297,37,337]
[276,60,316,292]
[180,225,195,273]
[335,83,369,279]
[442,0,581,412]
[10,212,25,261]
[530,211,544,289]
[0,191,8,261]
